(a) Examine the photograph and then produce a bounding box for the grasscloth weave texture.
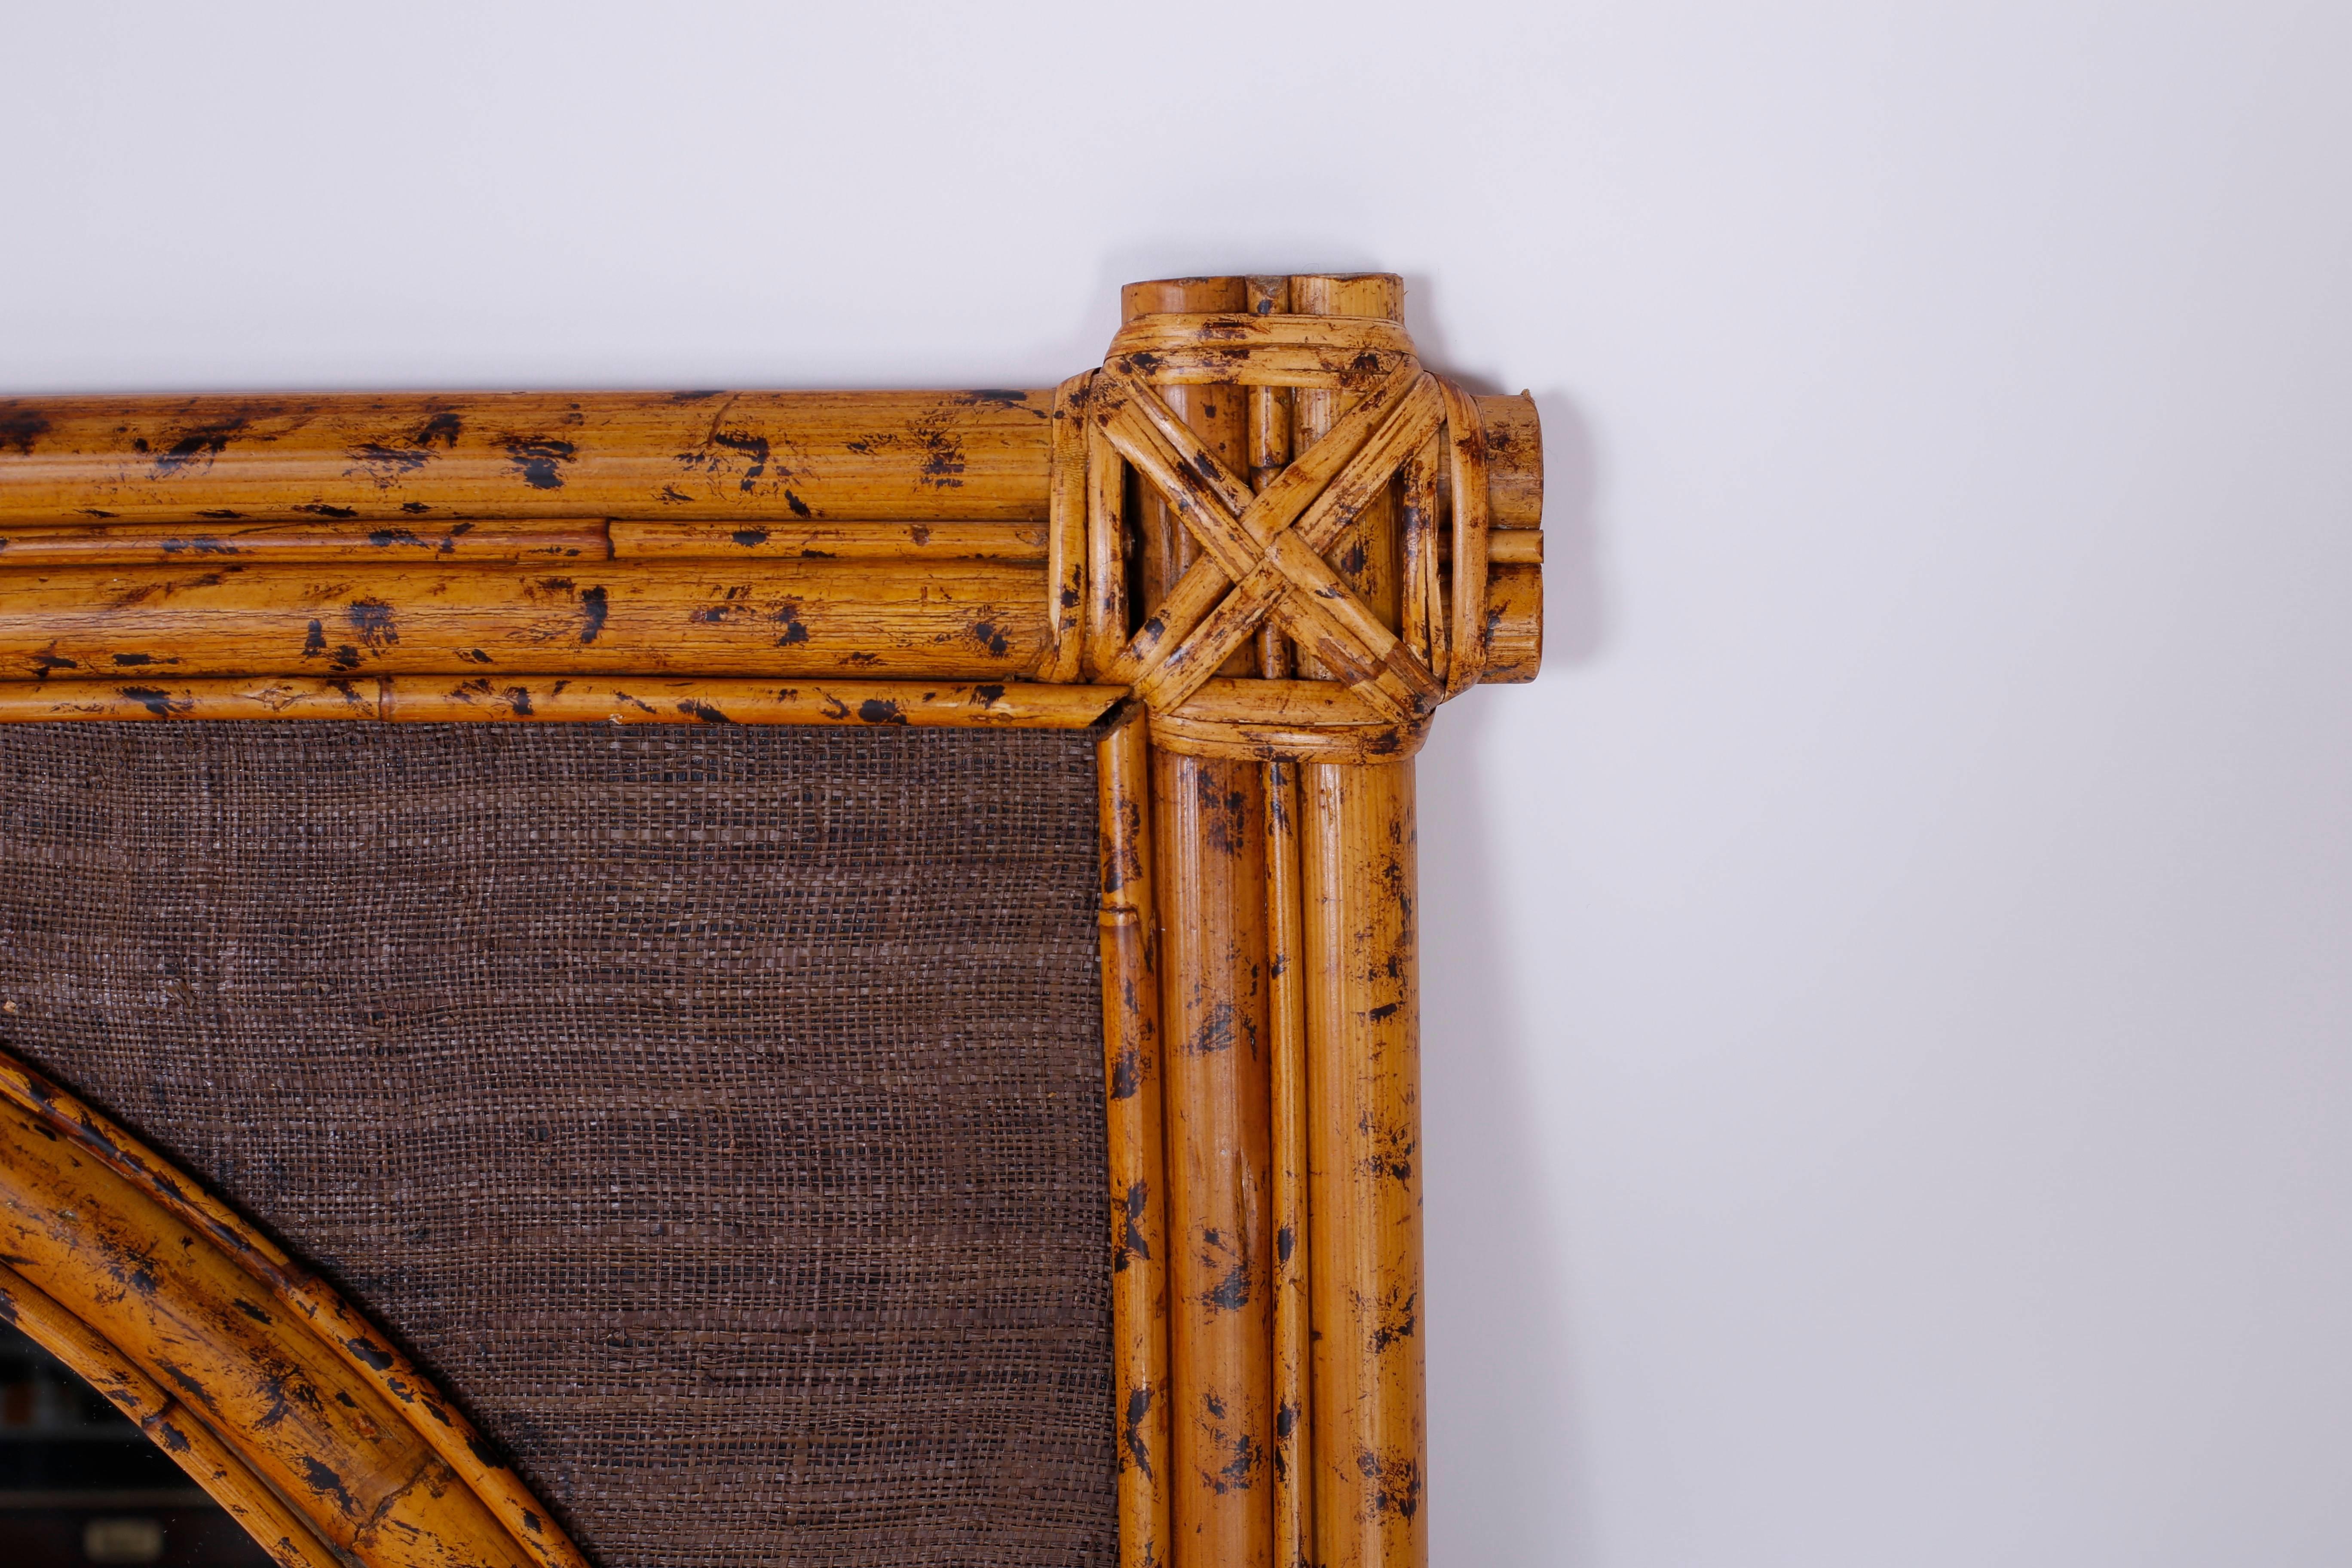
[0,723,1113,1568]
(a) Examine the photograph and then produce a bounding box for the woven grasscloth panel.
[0,723,1113,1568]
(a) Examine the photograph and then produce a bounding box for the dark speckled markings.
[502,438,577,490]
[0,408,50,456]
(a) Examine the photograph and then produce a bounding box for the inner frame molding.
[0,271,1543,1568]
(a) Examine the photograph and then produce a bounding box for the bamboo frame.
[0,270,1542,1568]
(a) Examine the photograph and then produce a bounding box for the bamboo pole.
[0,390,1056,523]
[1472,393,1544,531]
[1120,279,1249,650]
[0,389,1535,692]
[0,518,608,566]
[0,559,1049,680]
[0,675,1123,727]
[1482,564,1543,683]
[1290,275,1407,679]
[1264,759,1314,1568]
[1302,760,1426,1568]
[1125,277,1277,1568]
[609,519,1046,561]
[0,389,1534,530]
[1045,372,1094,680]
[1097,720,1175,1568]
[1245,276,1295,681]
[1154,742,1275,1568]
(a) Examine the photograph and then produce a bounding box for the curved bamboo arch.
[0,1045,589,1568]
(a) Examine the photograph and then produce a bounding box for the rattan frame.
[0,273,1542,1568]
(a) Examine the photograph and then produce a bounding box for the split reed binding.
[1061,274,1540,762]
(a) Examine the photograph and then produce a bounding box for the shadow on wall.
[1412,275,1607,1562]
[1418,691,1594,1566]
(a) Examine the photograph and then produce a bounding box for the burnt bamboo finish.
[1264,759,1313,1568]
[0,268,1544,1568]
[0,675,1121,726]
[0,1052,586,1568]
[1127,272,1277,1568]
[0,390,1057,522]
[1291,275,1407,656]
[1301,762,1426,1568]
[1097,719,1175,1568]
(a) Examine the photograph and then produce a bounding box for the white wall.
[9,5,2349,1563]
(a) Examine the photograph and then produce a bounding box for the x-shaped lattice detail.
[1091,360,1449,721]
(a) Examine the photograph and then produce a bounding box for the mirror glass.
[0,1319,270,1566]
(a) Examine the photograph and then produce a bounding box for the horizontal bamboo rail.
[0,391,1058,522]
[0,559,1047,680]
[0,518,609,567]
[0,518,1070,567]
[0,387,1537,700]
[0,390,1542,531]
[0,675,1123,726]
[609,518,1047,561]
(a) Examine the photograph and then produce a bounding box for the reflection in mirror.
[0,1317,270,1566]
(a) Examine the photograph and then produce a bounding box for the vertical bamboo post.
[1099,719,1174,1568]
[1290,275,1407,681]
[1126,279,1277,1568]
[1303,761,1426,1568]
[1155,744,1275,1568]
[1264,759,1314,1568]
[1246,276,1296,682]
[1123,278,1250,633]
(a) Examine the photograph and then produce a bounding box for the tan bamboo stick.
[1435,377,1493,698]
[1245,299,1313,1568]
[1302,760,1427,1568]
[609,519,1045,561]
[1154,744,1276,1568]
[1125,277,1279,1566]
[1120,279,1249,634]
[0,390,1056,523]
[0,1265,340,1568]
[1399,432,1445,683]
[0,518,608,566]
[0,675,1124,726]
[1472,393,1544,530]
[1245,276,1296,681]
[1097,720,1175,1568]
[1163,678,1418,729]
[1084,415,1129,678]
[1482,564,1544,683]
[1264,758,1314,1568]
[1290,275,1407,679]
[1044,372,1094,680]
[0,559,1049,680]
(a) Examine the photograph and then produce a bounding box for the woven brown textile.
[0,722,1113,1568]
